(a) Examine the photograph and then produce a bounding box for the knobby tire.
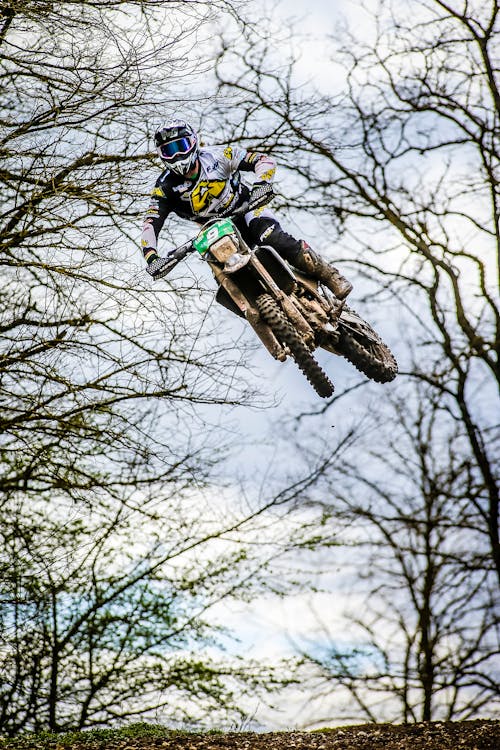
[256,294,334,398]
[337,305,398,383]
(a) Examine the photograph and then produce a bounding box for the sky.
[264,0,358,92]
[274,0,369,35]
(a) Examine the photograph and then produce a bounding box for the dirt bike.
[156,213,397,398]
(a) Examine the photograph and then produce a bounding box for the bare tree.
[0,0,259,503]
[213,0,499,583]
[0,0,307,734]
[289,380,499,725]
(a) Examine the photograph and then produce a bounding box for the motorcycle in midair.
[153,207,397,398]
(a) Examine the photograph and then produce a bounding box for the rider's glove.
[248,181,274,210]
[146,255,178,280]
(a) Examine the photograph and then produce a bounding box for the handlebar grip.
[168,241,194,261]
[148,242,195,280]
[248,183,274,211]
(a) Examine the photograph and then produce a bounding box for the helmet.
[154,119,199,176]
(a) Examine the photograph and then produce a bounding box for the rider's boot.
[294,242,353,300]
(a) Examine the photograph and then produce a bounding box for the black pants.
[234,214,303,265]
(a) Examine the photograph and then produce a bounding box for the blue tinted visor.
[160,136,193,159]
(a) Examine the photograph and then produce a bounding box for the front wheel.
[337,306,398,383]
[256,294,334,398]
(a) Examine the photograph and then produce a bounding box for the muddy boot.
[294,243,353,299]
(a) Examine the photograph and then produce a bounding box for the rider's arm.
[141,186,171,264]
[238,151,277,184]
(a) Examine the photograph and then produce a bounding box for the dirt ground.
[41,721,500,750]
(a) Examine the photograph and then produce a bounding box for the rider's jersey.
[141,145,276,259]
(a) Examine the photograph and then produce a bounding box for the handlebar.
[150,194,272,279]
[167,195,268,259]
[166,201,251,259]
[166,239,195,262]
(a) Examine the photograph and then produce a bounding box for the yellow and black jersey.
[141,146,276,260]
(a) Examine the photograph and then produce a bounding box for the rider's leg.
[292,241,353,300]
[239,210,352,300]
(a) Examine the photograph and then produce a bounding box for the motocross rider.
[142,119,352,299]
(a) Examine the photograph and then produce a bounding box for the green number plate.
[193,218,236,255]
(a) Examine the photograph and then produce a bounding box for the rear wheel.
[337,305,397,382]
[256,293,334,398]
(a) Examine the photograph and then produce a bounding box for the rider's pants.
[234,208,303,264]
[234,206,353,300]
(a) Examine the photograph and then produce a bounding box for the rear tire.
[256,294,334,398]
[337,305,397,383]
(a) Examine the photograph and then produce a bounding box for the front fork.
[209,262,287,361]
[248,255,316,349]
